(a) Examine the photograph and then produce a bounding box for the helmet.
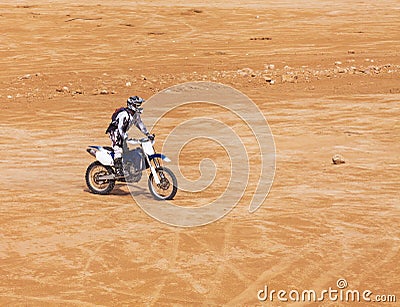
[127,96,145,111]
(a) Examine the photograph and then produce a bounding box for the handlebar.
[126,137,152,145]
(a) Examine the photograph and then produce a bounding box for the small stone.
[100,89,109,95]
[7,95,13,99]
[56,86,69,93]
[19,74,31,80]
[269,80,275,85]
[332,154,345,165]
[281,74,298,83]
[72,89,83,95]
[125,81,132,87]
[335,61,342,65]
[348,50,355,54]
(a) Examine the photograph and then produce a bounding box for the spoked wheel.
[148,167,178,200]
[85,161,115,195]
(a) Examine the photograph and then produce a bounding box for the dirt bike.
[85,136,177,200]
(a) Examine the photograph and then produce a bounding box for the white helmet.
[127,96,145,112]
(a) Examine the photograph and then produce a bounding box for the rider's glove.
[147,133,155,141]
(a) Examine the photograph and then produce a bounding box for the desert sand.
[0,0,399,305]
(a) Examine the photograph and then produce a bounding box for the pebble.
[7,95,13,99]
[19,74,31,80]
[332,154,345,165]
[125,81,132,87]
[281,74,298,83]
[56,86,69,93]
[100,89,109,95]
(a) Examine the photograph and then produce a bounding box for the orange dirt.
[0,1,399,305]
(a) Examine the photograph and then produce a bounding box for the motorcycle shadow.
[83,183,153,198]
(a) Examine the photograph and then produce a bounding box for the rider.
[105,95,154,177]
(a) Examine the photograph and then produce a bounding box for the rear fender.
[87,146,114,166]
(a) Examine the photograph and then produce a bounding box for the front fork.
[146,156,161,185]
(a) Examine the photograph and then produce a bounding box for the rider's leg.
[112,146,124,176]
[109,131,124,177]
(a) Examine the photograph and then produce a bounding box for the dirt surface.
[0,0,399,305]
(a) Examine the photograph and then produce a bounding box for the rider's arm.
[134,113,150,136]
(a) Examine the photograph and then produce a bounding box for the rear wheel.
[85,161,115,195]
[148,167,178,200]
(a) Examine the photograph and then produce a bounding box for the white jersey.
[115,109,149,140]
[106,108,149,148]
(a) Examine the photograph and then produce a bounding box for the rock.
[237,68,254,77]
[72,89,83,95]
[348,50,355,54]
[332,154,345,165]
[372,66,381,73]
[264,76,275,84]
[100,89,109,95]
[334,61,342,65]
[7,95,13,99]
[19,74,31,80]
[56,86,69,93]
[125,81,132,87]
[281,74,298,83]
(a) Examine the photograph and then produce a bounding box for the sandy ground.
[0,0,399,305]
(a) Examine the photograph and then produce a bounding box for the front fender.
[148,153,171,162]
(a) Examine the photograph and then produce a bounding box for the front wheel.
[85,161,115,195]
[148,167,178,200]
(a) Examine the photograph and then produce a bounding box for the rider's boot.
[114,157,124,177]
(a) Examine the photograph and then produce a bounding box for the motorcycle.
[85,136,178,200]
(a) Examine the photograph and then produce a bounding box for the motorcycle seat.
[103,146,114,152]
